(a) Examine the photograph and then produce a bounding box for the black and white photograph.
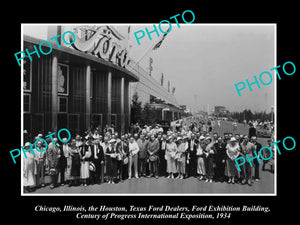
[4,5,298,224]
[21,23,275,195]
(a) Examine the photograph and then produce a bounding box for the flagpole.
[128,31,168,73]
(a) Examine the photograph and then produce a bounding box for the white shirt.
[129,141,139,156]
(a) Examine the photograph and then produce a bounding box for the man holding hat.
[89,137,104,185]
[46,137,60,189]
[147,134,160,178]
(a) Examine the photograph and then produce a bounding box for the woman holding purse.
[165,136,177,179]
[80,138,92,186]
[225,137,240,184]
[105,139,118,184]
[175,137,186,179]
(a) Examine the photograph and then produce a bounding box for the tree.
[141,103,158,125]
[131,92,142,124]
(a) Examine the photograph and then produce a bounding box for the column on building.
[120,77,125,134]
[107,70,112,126]
[51,54,58,133]
[86,65,91,130]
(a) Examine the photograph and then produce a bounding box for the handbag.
[123,157,129,165]
[89,162,96,171]
[149,155,158,162]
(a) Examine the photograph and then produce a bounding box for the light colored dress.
[165,142,177,173]
[23,152,36,187]
[196,144,206,175]
[225,143,240,177]
[176,143,186,174]
[80,146,91,179]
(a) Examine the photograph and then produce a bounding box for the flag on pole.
[160,73,164,86]
[172,87,176,95]
[152,27,170,50]
[149,57,153,76]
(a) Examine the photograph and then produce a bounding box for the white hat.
[199,136,205,140]
[109,138,116,143]
[176,137,182,142]
[230,137,237,142]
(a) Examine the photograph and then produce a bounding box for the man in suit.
[89,138,104,185]
[250,136,262,181]
[186,133,198,178]
[158,134,167,177]
[137,134,149,177]
[46,137,60,189]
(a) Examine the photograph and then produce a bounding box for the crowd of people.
[23,119,275,193]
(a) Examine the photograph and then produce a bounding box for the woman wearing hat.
[225,137,240,184]
[196,136,207,181]
[165,136,177,178]
[105,139,118,184]
[23,142,36,192]
[68,139,81,186]
[80,138,92,186]
[175,137,186,179]
[204,136,215,183]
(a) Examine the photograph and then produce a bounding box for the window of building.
[23,56,32,92]
[24,93,31,113]
[59,97,68,113]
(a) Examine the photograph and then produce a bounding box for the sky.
[125,24,275,113]
[23,24,275,113]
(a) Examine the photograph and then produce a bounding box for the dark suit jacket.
[187,139,198,160]
[90,143,104,163]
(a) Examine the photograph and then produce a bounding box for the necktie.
[94,144,98,159]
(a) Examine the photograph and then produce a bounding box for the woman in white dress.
[23,142,36,192]
[165,136,177,178]
[175,137,186,179]
[225,137,240,184]
[196,136,206,181]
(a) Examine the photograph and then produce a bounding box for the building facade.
[23,25,138,137]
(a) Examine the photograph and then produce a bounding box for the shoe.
[228,179,231,184]
[41,184,45,187]
[128,176,131,180]
[171,174,174,179]
[205,179,209,182]
[247,180,252,186]
[209,179,212,183]
[255,179,259,182]
[50,185,55,189]
[167,175,171,178]
[135,176,139,179]
[155,176,159,179]
[84,183,87,187]
[232,179,235,184]
[61,183,64,186]
[111,181,115,184]
[180,176,183,179]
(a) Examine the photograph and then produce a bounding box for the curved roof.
[23,35,139,82]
